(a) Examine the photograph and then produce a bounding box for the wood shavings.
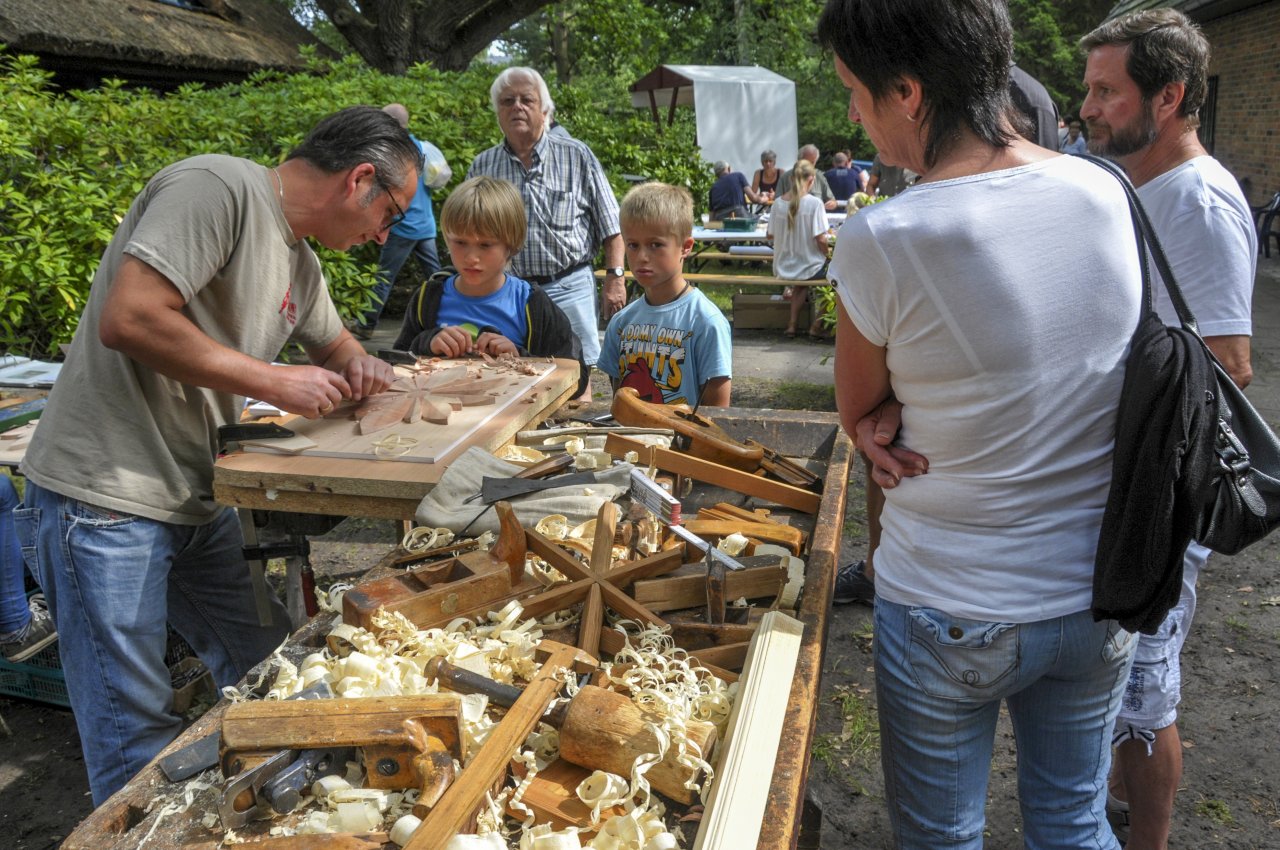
[372,433,419,458]
[576,771,630,824]
[536,515,570,539]
[499,444,549,464]
[403,525,456,552]
[521,823,584,849]
[716,534,749,557]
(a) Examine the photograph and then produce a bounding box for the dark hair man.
[18,106,419,803]
[1081,11,1256,848]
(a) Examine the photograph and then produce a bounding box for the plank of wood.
[692,611,804,849]
[506,759,626,836]
[248,360,553,464]
[237,432,319,454]
[219,359,578,518]
[238,833,390,849]
[604,434,821,514]
[680,519,805,555]
[632,564,787,613]
[404,643,595,850]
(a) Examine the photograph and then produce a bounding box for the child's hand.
[430,325,474,358]
[475,332,518,358]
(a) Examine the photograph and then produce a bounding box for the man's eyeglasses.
[378,179,406,233]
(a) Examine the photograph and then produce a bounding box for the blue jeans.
[361,232,441,329]
[874,598,1136,849]
[1,474,28,632]
[541,265,601,366]
[15,482,289,803]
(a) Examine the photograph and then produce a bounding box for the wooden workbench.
[62,408,853,850]
[212,358,580,520]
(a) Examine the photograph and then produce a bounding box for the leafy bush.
[0,51,706,357]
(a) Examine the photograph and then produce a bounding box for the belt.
[525,262,590,286]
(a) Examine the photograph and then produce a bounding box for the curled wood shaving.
[402,525,456,552]
[372,433,418,458]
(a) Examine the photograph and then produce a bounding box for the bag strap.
[1079,154,1202,337]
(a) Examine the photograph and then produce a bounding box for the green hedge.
[0,51,709,357]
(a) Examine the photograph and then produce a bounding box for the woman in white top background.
[766,158,830,340]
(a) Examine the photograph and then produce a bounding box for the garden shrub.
[0,51,706,357]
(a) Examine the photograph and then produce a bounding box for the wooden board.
[244,359,554,464]
[693,611,805,849]
[213,359,579,519]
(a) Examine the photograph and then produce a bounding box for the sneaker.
[833,559,875,606]
[1106,792,1131,846]
[1,595,58,663]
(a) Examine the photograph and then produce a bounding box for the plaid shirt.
[468,131,620,280]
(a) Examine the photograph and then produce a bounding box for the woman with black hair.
[821,0,1143,846]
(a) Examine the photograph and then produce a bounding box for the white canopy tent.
[630,64,799,180]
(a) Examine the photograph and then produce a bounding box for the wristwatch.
[604,266,625,278]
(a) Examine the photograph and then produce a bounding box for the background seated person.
[708,160,762,220]
[826,151,866,201]
[394,176,587,396]
[780,144,839,210]
[600,182,732,407]
[768,159,831,340]
[1060,119,1088,154]
[752,149,782,203]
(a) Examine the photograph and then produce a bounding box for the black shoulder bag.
[1088,155,1280,634]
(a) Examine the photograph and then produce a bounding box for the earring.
[906,113,917,123]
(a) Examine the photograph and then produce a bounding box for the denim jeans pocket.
[1100,619,1137,664]
[66,498,138,527]
[14,505,41,577]
[907,607,1019,700]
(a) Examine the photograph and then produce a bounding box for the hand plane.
[610,388,822,490]
[218,694,464,828]
[343,501,532,631]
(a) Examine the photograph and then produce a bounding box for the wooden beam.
[605,435,821,514]
[632,564,786,613]
[692,611,805,849]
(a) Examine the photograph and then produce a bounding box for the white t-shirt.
[768,194,829,280]
[23,155,342,524]
[1139,156,1255,336]
[832,155,1142,622]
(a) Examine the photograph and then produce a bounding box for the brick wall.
[1202,1,1280,206]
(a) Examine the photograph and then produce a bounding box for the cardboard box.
[732,293,809,330]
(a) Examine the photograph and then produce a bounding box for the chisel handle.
[423,656,523,707]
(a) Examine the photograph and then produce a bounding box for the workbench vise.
[218,694,464,828]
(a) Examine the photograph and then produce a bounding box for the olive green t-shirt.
[22,155,343,523]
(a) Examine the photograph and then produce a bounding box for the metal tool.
[376,348,419,366]
[629,470,745,571]
[220,747,352,827]
[457,453,577,535]
[216,422,295,453]
[480,470,597,503]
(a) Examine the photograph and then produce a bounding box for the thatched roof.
[0,0,335,88]
[1106,0,1272,22]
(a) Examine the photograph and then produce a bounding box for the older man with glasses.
[16,106,417,804]
[468,66,625,403]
